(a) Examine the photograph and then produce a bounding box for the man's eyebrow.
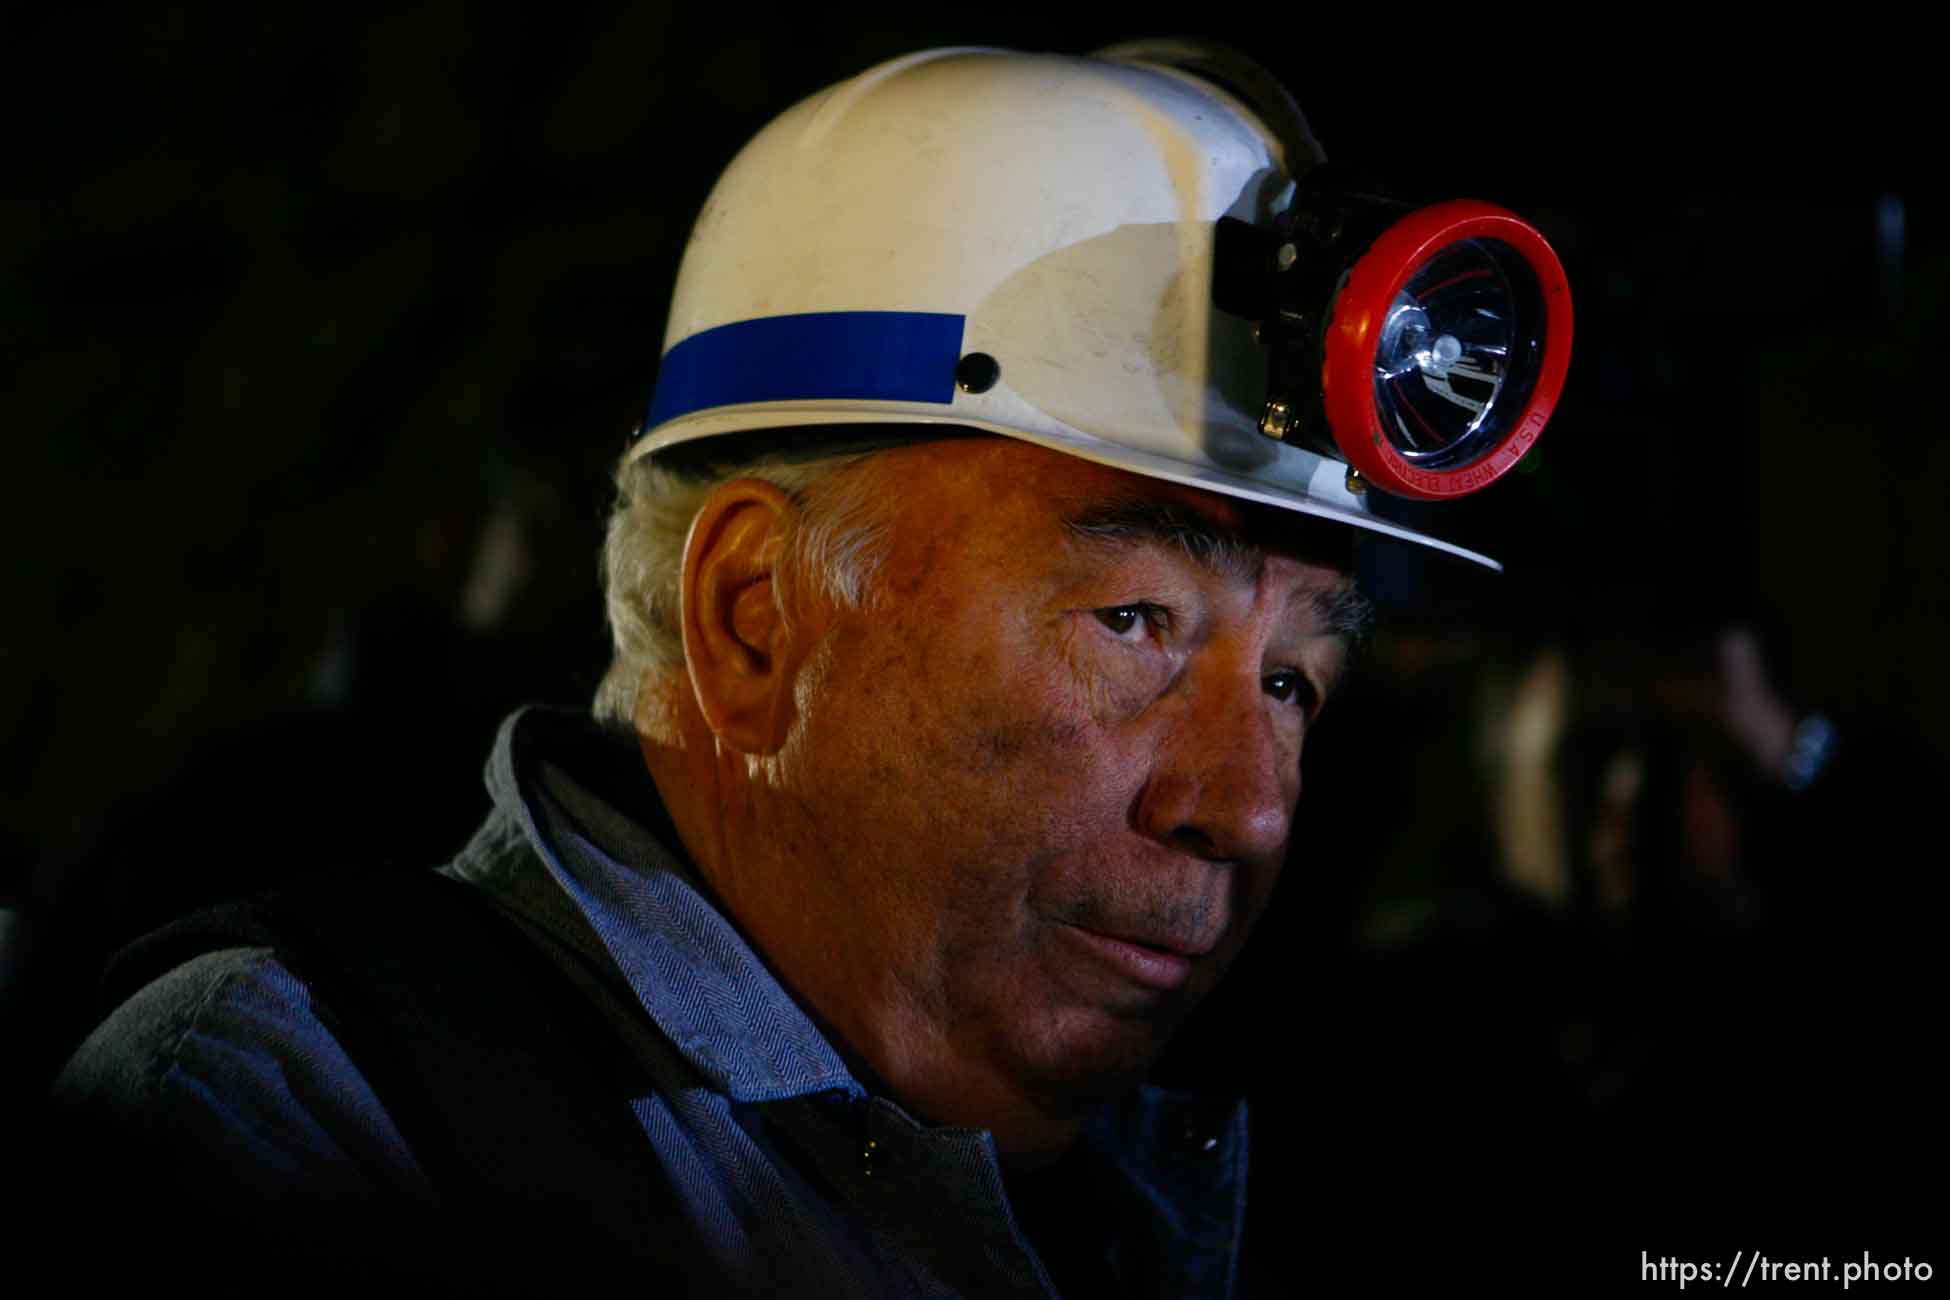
[1062,498,1261,581]
[1306,582,1376,644]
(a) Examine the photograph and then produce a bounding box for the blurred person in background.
[1324,606,1946,1245]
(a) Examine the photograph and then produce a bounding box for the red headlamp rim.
[1319,199,1573,500]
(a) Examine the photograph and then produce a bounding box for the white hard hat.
[632,44,1573,570]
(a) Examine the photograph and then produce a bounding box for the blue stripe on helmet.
[642,311,967,432]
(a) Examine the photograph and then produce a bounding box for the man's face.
[728,437,1355,1153]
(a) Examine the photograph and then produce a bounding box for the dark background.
[6,3,1944,1287]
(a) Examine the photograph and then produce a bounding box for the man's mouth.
[1061,924,1206,991]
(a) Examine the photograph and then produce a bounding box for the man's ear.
[681,478,804,755]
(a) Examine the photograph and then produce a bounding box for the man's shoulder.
[54,939,430,1196]
[59,942,304,1099]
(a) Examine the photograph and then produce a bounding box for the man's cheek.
[963,709,1094,788]
[948,712,1129,857]
[949,648,1096,773]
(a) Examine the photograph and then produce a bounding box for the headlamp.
[1215,166,1573,500]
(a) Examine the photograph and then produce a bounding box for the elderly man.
[51,42,1567,1299]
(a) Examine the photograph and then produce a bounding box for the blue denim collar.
[461,706,862,1102]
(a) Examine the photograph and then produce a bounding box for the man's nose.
[1133,662,1295,864]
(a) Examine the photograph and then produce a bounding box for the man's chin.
[1016,1007,1181,1108]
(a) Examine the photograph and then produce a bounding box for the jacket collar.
[456,706,863,1102]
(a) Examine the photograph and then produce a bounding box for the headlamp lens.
[1372,237,1546,471]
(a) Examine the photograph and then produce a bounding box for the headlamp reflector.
[1322,199,1572,500]
[1373,236,1546,470]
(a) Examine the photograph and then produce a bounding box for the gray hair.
[593,443,895,731]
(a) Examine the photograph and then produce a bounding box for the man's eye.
[1264,671,1316,712]
[1095,604,1163,641]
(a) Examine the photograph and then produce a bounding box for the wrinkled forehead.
[858,434,1368,637]
[978,433,1354,586]
[866,431,1359,569]
[677,428,1362,601]
[1056,478,1359,585]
